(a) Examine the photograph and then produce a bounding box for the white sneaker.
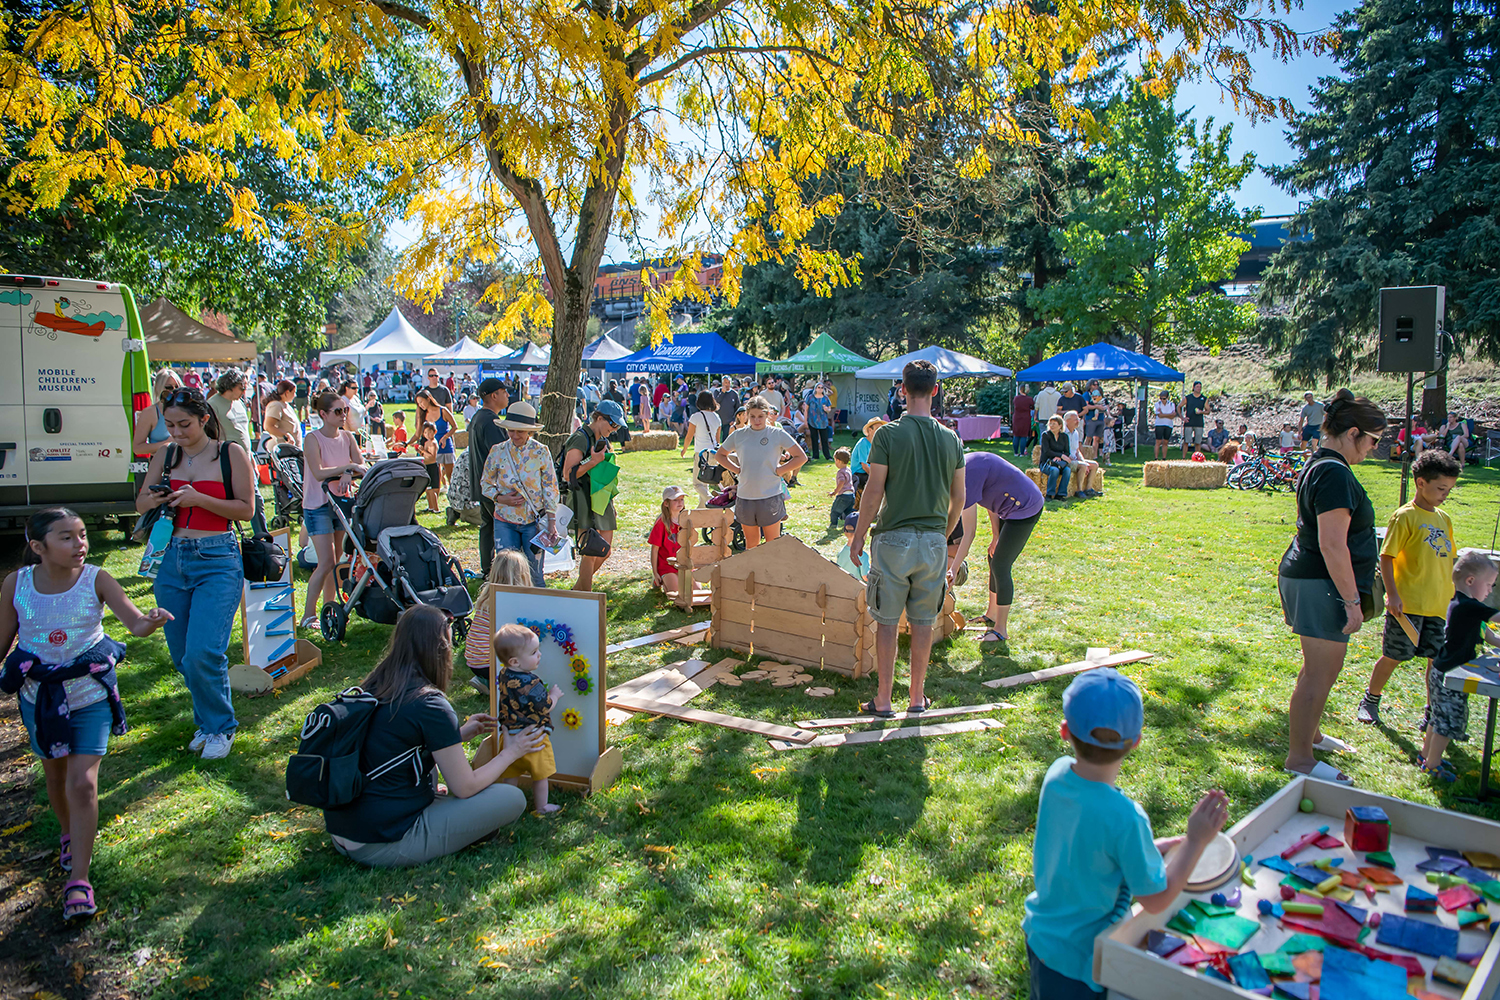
[200,733,235,760]
[188,730,207,753]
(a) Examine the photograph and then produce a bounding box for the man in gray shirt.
[1299,392,1325,446]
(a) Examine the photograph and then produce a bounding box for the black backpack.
[285,687,422,808]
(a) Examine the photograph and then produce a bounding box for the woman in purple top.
[946,451,1044,643]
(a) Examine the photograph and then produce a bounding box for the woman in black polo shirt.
[324,605,546,867]
[1278,389,1387,785]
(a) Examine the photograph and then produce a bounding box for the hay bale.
[1143,460,1228,489]
[621,429,680,453]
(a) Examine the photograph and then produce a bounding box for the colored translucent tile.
[1357,866,1403,886]
[1190,898,1240,918]
[1335,869,1364,888]
[1145,929,1186,957]
[1281,894,1365,946]
[1192,913,1261,950]
[1167,910,1198,935]
[1458,908,1490,928]
[1168,943,1209,966]
[1373,913,1460,958]
[1416,856,1463,873]
[1203,965,1232,983]
[1313,834,1343,850]
[1333,901,1367,924]
[1273,984,1314,1000]
[1326,887,1355,903]
[1230,952,1272,990]
[1453,864,1497,884]
[1426,846,1465,860]
[1463,850,1500,869]
[1363,851,1396,870]
[1261,952,1298,976]
[1293,865,1329,885]
[1348,806,1389,823]
[1433,955,1476,987]
[1194,936,1239,956]
[1404,886,1438,913]
[1277,934,1328,954]
[1319,944,1410,1000]
[1261,855,1296,874]
[1439,884,1482,911]
[1292,950,1323,981]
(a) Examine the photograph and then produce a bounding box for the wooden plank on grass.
[980,650,1153,689]
[605,621,709,654]
[767,717,1002,750]
[604,695,817,743]
[797,701,1017,729]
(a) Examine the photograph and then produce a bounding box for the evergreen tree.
[1257,0,1500,417]
[1029,82,1259,368]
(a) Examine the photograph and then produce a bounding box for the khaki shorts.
[867,527,948,627]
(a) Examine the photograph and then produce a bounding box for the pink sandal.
[63,879,96,920]
[59,833,71,873]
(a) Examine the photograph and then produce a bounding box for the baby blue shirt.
[1022,757,1167,990]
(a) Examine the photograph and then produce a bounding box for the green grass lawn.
[7,439,1500,999]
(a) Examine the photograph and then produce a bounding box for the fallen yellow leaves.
[2,820,32,836]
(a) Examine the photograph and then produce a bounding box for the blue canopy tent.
[1016,342,1185,455]
[604,331,767,374]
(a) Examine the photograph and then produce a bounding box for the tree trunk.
[1136,326,1154,445]
[539,276,593,456]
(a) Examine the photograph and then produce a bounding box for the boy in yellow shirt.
[1356,449,1463,726]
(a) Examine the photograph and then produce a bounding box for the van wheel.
[320,603,347,642]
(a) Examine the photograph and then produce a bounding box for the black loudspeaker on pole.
[1378,286,1447,507]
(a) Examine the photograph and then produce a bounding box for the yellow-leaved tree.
[4,0,1308,444]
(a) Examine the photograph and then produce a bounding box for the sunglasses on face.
[326,407,348,415]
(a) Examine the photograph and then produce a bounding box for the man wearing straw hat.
[480,400,558,588]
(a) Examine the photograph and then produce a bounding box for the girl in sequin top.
[0,509,172,921]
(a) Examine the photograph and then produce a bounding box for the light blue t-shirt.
[835,543,866,580]
[850,436,872,475]
[1022,757,1167,990]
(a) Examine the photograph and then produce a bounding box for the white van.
[0,275,152,530]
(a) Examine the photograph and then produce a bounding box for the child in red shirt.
[649,485,687,589]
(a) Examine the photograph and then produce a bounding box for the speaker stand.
[1400,371,1414,507]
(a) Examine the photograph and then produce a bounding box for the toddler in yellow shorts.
[494,623,563,814]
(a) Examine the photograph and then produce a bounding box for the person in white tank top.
[0,508,171,922]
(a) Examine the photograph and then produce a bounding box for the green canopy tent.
[754,333,874,375]
[756,334,878,432]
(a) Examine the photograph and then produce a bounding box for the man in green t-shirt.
[850,360,965,717]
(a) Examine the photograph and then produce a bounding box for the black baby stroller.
[705,485,747,552]
[319,458,474,642]
[261,440,305,530]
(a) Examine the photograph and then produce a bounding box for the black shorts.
[1381,612,1445,661]
[1154,426,1172,441]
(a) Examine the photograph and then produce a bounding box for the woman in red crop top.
[135,388,256,760]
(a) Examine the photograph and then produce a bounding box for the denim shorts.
[19,695,112,758]
[867,527,948,626]
[304,503,338,536]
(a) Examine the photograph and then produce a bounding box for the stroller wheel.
[451,616,470,643]
[269,514,287,531]
[320,603,348,642]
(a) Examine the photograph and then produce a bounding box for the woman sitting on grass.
[324,605,547,867]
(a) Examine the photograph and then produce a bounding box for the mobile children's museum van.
[1,275,152,531]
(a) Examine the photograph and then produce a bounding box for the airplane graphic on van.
[28,295,125,339]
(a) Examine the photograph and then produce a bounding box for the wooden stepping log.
[805,687,836,697]
[797,700,1016,729]
[766,717,1003,750]
[981,650,1153,689]
[605,694,816,742]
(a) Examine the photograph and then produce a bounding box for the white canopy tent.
[320,307,445,369]
[423,335,502,366]
[853,345,1012,381]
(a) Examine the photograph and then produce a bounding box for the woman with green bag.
[560,400,625,591]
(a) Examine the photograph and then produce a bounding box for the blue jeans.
[1013,434,1032,456]
[154,533,243,736]
[494,519,544,587]
[1027,945,1102,999]
[1043,462,1071,497]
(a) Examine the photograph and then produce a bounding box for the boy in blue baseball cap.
[1023,669,1229,999]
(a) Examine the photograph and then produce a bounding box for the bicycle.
[1227,450,1306,491]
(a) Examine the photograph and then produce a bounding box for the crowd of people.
[10,343,1500,988]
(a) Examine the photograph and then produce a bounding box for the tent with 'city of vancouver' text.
[604,331,767,374]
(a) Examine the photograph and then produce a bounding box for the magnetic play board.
[240,527,296,669]
[486,585,607,787]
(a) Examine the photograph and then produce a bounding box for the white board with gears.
[487,584,606,787]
